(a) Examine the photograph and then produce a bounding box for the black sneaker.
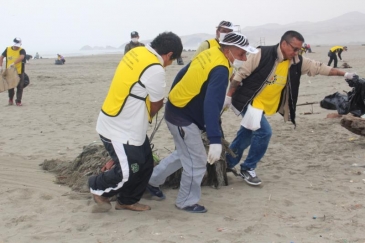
[146,184,166,200]
[240,169,262,186]
[177,204,207,213]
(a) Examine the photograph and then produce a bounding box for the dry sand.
[1,45,365,243]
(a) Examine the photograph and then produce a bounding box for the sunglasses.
[285,40,301,52]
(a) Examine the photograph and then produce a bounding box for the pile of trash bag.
[320,75,365,117]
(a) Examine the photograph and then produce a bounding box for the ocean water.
[31,49,124,59]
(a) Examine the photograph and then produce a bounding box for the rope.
[149,112,165,147]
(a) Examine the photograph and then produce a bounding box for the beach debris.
[164,132,235,189]
[216,227,225,232]
[42,143,111,192]
[341,62,352,68]
[42,131,236,192]
[312,215,317,219]
[341,113,365,136]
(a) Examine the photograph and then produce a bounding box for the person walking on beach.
[124,31,145,54]
[192,20,235,58]
[223,31,357,186]
[88,32,183,213]
[145,33,258,213]
[0,37,26,106]
[328,45,347,68]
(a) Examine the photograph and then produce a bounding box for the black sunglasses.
[285,40,300,52]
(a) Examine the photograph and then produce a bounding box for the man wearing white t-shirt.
[89,32,183,213]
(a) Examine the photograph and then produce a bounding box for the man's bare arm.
[328,68,346,76]
[226,80,241,97]
[150,99,164,118]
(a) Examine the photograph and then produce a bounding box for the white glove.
[207,144,222,165]
[9,63,15,68]
[344,72,356,80]
[222,96,232,111]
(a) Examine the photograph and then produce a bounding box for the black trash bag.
[320,92,350,114]
[346,75,365,117]
[23,73,30,88]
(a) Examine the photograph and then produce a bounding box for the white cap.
[13,37,22,47]
[216,20,235,31]
[220,33,258,54]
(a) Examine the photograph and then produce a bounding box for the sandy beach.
[1,45,365,243]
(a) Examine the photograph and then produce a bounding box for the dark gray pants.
[8,73,24,103]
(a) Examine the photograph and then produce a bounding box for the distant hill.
[241,11,365,46]
[80,11,365,51]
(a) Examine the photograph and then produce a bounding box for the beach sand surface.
[1,46,365,243]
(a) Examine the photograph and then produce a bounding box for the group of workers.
[87,20,357,214]
[0,22,356,214]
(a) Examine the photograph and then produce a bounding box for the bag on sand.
[0,67,20,93]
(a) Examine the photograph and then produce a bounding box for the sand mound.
[41,143,110,192]
[41,133,235,193]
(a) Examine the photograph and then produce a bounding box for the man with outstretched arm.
[223,30,357,186]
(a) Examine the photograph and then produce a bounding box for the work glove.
[207,144,222,165]
[222,95,232,111]
[9,63,15,68]
[344,72,356,80]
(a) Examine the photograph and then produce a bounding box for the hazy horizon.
[1,0,365,56]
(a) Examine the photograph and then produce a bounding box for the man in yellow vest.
[0,37,26,106]
[223,31,357,186]
[191,20,235,59]
[328,45,347,68]
[88,32,183,213]
[145,33,258,213]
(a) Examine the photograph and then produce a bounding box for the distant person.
[191,20,235,59]
[0,37,26,106]
[88,32,183,213]
[145,33,258,213]
[57,54,65,64]
[34,52,40,59]
[306,43,312,53]
[176,56,184,65]
[224,31,356,186]
[124,31,145,54]
[328,45,347,68]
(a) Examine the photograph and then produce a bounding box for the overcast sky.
[1,0,365,55]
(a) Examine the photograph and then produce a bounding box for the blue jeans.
[226,108,272,170]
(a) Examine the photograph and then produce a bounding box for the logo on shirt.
[131,163,139,173]
[266,75,277,85]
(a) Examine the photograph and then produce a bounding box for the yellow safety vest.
[252,60,290,115]
[101,47,161,122]
[206,38,220,49]
[330,46,343,52]
[169,46,232,107]
[6,47,23,74]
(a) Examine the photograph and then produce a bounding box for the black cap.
[131,31,139,37]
